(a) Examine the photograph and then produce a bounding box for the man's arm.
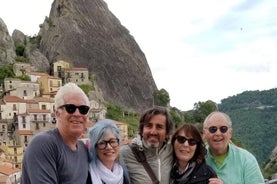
[21,133,59,184]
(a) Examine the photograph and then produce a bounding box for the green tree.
[0,64,15,84]
[193,100,217,123]
[15,44,25,56]
[183,111,194,123]
[170,107,182,127]
[155,88,170,107]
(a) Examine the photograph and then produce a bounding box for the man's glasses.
[58,104,90,115]
[175,135,198,146]
[97,138,119,150]
[206,126,229,134]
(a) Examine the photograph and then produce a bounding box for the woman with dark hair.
[170,124,221,184]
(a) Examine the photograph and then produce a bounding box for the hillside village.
[0,60,129,183]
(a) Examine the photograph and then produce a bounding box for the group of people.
[20,82,265,184]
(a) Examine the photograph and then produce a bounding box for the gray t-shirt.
[21,128,89,184]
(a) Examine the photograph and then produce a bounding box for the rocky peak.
[0,17,16,64]
[38,0,158,111]
[12,29,26,46]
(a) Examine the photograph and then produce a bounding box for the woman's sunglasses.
[58,104,90,115]
[175,135,198,146]
[206,126,229,134]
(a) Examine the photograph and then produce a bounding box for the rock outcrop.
[0,0,158,111]
[38,0,157,111]
[0,18,16,64]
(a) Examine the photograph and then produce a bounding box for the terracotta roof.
[18,130,33,135]
[33,97,55,103]
[0,175,7,182]
[4,96,25,103]
[27,109,51,113]
[0,165,20,175]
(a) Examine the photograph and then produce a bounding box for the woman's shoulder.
[195,162,217,177]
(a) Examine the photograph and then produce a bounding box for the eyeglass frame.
[58,104,90,115]
[175,135,198,146]
[205,126,230,134]
[96,138,120,150]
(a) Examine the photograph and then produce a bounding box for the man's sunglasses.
[58,104,90,115]
[206,126,229,134]
[175,135,198,146]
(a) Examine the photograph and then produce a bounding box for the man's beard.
[143,138,160,149]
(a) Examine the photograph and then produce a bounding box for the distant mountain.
[218,88,277,166]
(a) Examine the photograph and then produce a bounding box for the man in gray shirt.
[21,83,90,184]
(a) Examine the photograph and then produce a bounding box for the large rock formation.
[38,0,157,111]
[11,29,50,72]
[0,18,16,64]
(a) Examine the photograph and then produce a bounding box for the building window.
[34,114,37,120]
[36,123,39,130]
[23,90,27,96]
[43,114,46,121]
[41,105,46,110]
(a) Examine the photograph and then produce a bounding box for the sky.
[1,0,277,111]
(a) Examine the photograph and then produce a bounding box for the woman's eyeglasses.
[175,135,198,146]
[97,138,119,150]
[206,126,229,134]
[58,104,90,115]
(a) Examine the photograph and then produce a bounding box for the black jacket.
[170,161,217,184]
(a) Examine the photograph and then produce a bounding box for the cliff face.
[0,18,16,64]
[38,0,157,111]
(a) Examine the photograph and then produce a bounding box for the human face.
[203,113,232,156]
[142,114,167,148]
[56,92,88,139]
[174,131,197,168]
[96,131,119,170]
